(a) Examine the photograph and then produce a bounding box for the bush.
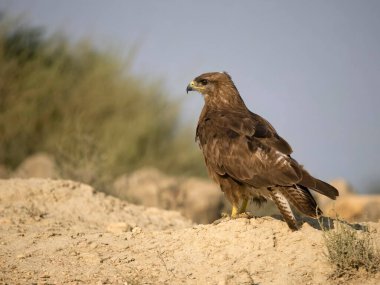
[0,15,205,190]
[320,218,380,278]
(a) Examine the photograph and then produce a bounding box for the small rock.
[40,274,50,279]
[106,222,132,234]
[132,227,142,235]
[81,253,101,264]
[89,242,99,249]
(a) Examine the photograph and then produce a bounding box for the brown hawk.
[186,71,339,230]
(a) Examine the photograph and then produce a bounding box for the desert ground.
[1,176,379,285]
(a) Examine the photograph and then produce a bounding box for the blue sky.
[2,0,380,192]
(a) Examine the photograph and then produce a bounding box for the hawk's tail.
[269,189,298,231]
[270,186,323,230]
[279,185,322,218]
[298,169,339,200]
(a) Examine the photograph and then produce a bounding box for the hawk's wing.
[196,109,302,188]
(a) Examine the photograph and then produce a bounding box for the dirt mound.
[113,168,224,224]
[12,153,58,179]
[0,179,191,232]
[12,156,380,224]
[1,179,379,284]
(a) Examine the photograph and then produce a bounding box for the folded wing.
[196,109,338,199]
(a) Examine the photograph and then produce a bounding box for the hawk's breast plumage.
[187,72,339,230]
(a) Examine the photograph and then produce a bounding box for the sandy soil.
[1,179,379,285]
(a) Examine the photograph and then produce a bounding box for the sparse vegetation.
[54,125,111,191]
[0,14,205,191]
[320,217,380,278]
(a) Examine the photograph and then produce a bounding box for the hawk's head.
[186,72,245,108]
[186,71,233,95]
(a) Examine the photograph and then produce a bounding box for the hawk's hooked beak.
[186,81,195,93]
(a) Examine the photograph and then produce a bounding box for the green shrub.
[0,16,205,190]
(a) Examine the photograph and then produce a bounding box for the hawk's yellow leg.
[238,198,249,214]
[231,198,249,218]
[213,200,251,224]
[231,199,252,219]
[231,203,239,217]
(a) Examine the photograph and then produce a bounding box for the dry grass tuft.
[320,217,380,279]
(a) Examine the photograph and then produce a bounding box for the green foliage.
[0,16,205,190]
[320,218,379,278]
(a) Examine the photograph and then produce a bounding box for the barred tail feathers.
[270,189,298,231]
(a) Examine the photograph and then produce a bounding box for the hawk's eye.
[200,79,208,86]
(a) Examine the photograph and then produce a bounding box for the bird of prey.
[186,72,339,230]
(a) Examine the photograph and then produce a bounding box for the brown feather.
[270,189,298,231]
[279,186,322,218]
[298,169,339,199]
[197,110,302,188]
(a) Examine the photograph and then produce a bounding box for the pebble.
[132,227,142,235]
[16,253,31,259]
[106,222,132,234]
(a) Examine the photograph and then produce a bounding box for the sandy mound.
[12,153,59,179]
[11,154,380,224]
[1,179,379,285]
[0,179,191,232]
[113,168,224,224]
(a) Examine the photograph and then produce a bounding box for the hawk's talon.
[231,212,254,219]
[213,211,255,225]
